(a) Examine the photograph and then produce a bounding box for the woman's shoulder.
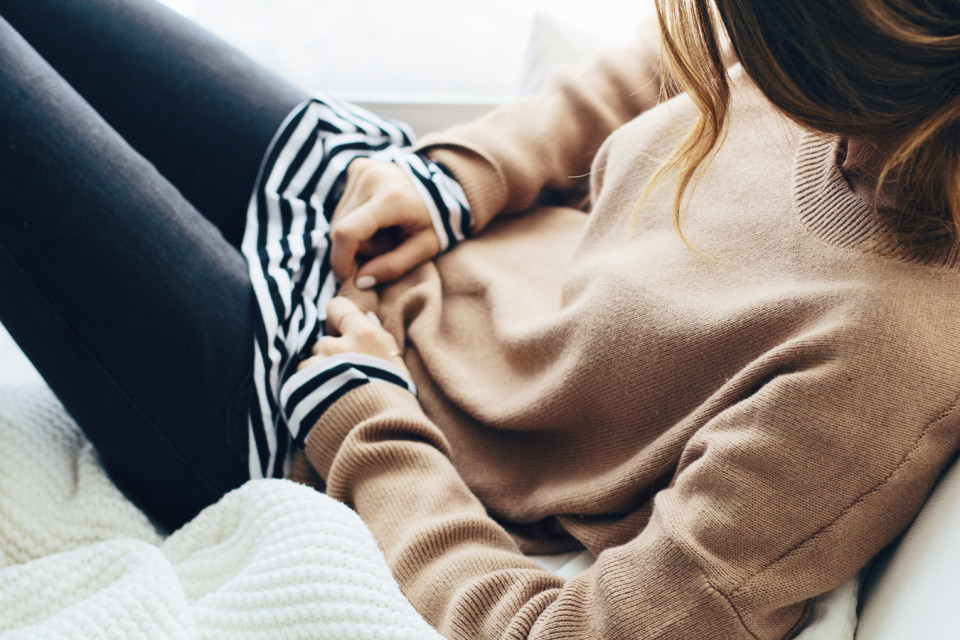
[807,268,960,417]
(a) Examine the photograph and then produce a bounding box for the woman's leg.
[0,0,307,248]
[0,10,298,531]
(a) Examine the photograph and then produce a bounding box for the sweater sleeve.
[302,359,960,639]
[414,19,673,233]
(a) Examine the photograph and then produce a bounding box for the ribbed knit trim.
[416,138,510,233]
[792,132,960,268]
[302,381,424,480]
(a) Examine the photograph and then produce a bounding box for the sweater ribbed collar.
[792,132,960,269]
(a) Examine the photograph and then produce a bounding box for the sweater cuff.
[388,149,473,249]
[302,381,426,480]
[280,353,417,451]
[414,136,509,233]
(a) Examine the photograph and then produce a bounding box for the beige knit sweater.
[292,30,960,640]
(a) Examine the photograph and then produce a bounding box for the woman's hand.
[297,297,408,373]
[330,158,441,289]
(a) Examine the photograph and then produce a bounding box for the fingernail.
[356,275,376,290]
[366,311,382,326]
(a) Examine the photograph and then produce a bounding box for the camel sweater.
[291,31,960,640]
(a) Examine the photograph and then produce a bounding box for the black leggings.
[0,0,308,530]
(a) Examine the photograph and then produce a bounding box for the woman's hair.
[639,0,960,250]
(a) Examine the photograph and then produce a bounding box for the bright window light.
[157,0,197,17]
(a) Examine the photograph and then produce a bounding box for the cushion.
[856,453,960,638]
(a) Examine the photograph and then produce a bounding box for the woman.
[1,1,959,640]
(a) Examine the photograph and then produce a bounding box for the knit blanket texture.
[0,384,442,639]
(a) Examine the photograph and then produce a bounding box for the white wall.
[159,0,654,102]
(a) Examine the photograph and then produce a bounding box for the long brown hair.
[639,0,960,249]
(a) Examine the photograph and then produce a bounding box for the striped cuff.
[279,353,417,448]
[388,149,473,250]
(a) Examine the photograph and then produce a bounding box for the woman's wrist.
[416,141,508,234]
[301,380,426,483]
[283,297,417,449]
[282,352,417,450]
[388,149,473,250]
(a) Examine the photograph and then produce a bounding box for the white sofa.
[856,455,960,638]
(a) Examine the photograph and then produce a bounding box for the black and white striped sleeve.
[388,149,472,250]
[279,353,417,450]
[240,96,471,480]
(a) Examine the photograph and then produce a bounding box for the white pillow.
[520,12,606,95]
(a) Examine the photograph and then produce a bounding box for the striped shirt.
[240,97,471,479]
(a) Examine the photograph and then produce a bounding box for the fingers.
[357,230,440,284]
[357,228,400,258]
[311,335,347,356]
[297,297,404,372]
[330,159,396,280]
[324,296,369,337]
[329,159,438,282]
[329,200,385,280]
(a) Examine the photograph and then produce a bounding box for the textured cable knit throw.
[0,384,442,639]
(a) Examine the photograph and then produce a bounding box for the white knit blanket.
[0,384,442,639]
